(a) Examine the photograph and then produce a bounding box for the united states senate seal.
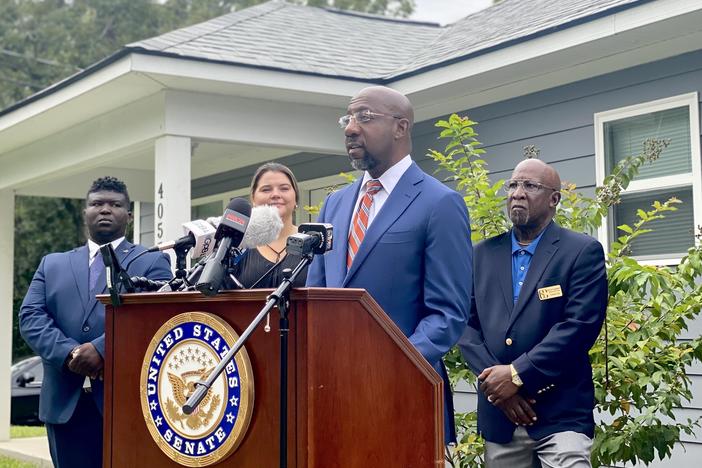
[140,311,254,466]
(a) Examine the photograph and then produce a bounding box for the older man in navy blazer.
[459,159,607,467]
[306,86,473,447]
[20,177,172,468]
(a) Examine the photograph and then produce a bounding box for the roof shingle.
[130,0,648,80]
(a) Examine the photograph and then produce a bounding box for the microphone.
[196,198,252,296]
[240,205,284,249]
[183,205,283,291]
[287,223,334,256]
[205,216,221,229]
[100,243,135,307]
[145,219,217,258]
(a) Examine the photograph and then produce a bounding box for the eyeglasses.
[503,179,559,194]
[338,110,402,129]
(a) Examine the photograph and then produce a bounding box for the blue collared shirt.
[511,227,547,303]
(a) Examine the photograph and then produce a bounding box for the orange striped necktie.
[347,179,383,269]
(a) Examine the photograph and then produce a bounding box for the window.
[191,200,223,220]
[595,93,701,264]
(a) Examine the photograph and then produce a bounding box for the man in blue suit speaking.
[306,86,473,447]
[20,176,172,468]
[459,159,608,467]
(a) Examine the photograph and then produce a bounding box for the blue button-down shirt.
[511,228,547,303]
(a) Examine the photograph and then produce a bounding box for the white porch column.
[0,189,15,441]
[154,136,191,265]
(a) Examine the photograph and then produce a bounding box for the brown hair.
[250,162,300,204]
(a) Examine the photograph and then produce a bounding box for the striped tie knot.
[347,179,383,269]
[365,179,383,196]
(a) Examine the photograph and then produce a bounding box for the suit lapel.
[329,180,363,286]
[343,163,422,285]
[494,233,514,315]
[69,246,90,314]
[508,223,560,329]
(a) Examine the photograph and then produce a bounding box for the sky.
[410,0,493,25]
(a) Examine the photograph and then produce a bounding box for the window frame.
[594,92,701,265]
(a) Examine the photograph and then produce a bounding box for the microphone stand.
[182,253,312,468]
[100,243,135,307]
[170,243,190,289]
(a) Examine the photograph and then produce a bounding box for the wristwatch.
[510,364,523,387]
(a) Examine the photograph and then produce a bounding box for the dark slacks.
[46,391,103,468]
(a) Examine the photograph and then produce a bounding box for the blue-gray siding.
[411,49,702,466]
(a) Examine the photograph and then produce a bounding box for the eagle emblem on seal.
[165,367,222,430]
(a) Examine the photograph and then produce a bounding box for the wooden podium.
[101,288,444,467]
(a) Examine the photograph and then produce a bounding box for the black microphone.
[100,243,135,307]
[287,223,334,256]
[196,198,252,296]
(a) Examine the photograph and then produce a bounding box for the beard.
[348,151,378,172]
[509,208,529,227]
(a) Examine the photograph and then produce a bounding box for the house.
[1,0,701,463]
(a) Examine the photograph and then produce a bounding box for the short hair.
[87,176,130,205]
[249,162,300,204]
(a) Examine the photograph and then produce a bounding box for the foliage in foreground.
[431,114,702,467]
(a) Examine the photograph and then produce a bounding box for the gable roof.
[130,1,441,80]
[129,0,649,80]
[0,0,654,117]
[396,0,645,77]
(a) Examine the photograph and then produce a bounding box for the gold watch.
[510,364,523,387]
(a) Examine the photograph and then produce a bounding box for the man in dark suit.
[20,176,172,468]
[306,86,473,446]
[459,159,607,467]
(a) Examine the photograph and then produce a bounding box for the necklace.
[517,240,531,247]
[265,244,286,262]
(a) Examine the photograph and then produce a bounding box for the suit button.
[83,326,90,332]
[505,338,513,346]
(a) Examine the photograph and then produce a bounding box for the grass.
[0,426,46,467]
[0,455,39,468]
[9,427,45,439]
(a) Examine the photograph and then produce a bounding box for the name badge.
[538,285,563,300]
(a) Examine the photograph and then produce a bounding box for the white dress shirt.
[88,236,125,265]
[352,155,412,228]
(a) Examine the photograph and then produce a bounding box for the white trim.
[191,173,353,207]
[624,174,694,194]
[132,201,141,245]
[0,189,14,440]
[594,92,700,265]
[0,55,134,133]
[637,256,683,266]
[131,54,362,106]
[191,172,354,225]
[297,173,356,194]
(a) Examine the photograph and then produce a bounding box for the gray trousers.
[485,426,592,468]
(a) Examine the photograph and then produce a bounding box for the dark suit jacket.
[459,222,607,443]
[19,240,172,424]
[306,162,473,442]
